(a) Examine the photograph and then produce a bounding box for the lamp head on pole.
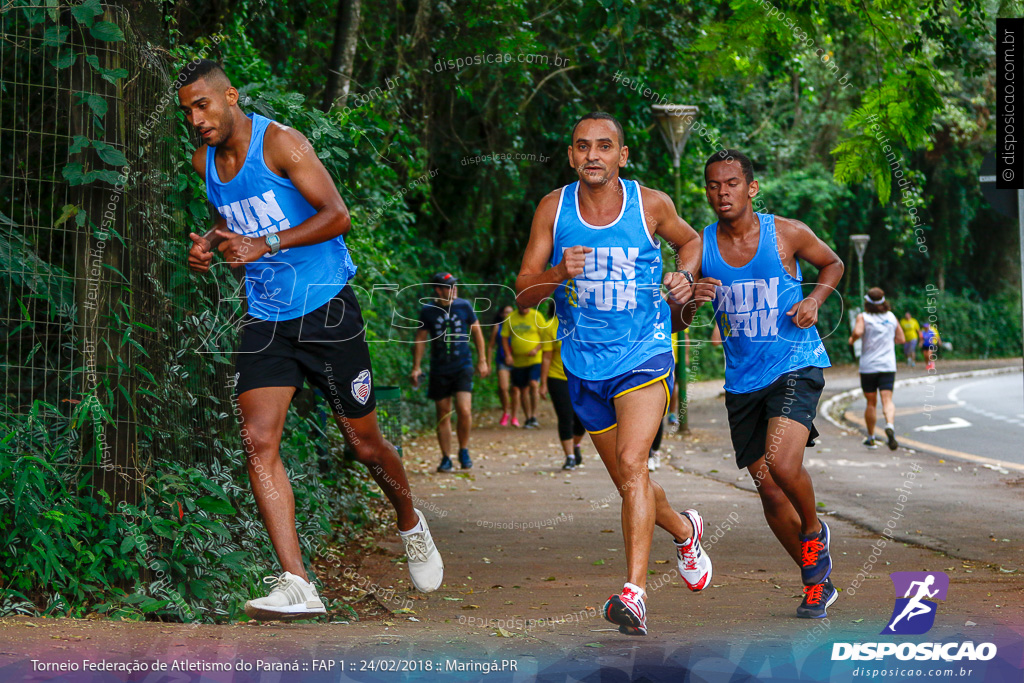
[651,104,699,168]
[851,234,871,260]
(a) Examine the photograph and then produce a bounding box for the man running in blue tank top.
[515,112,713,636]
[697,149,845,619]
[177,60,443,620]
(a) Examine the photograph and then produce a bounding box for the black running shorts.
[427,365,474,401]
[234,285,376,419]
[860,371,896,394]
[724,366,825,470]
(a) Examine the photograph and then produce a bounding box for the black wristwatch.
[679,270,694,285]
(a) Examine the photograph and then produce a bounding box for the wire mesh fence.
[0,4,235,510]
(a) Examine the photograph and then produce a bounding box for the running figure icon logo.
[882,571,949,635]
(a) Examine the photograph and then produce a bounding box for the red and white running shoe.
[603,583,647,636]
[676,509,713,591]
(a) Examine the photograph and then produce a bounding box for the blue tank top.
[550,179,671,381]
[701,213,830,394]
[205,113,357,321]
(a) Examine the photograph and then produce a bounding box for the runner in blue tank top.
[515,112,714,636]
[696,149,845,619]
[178,60,443,619]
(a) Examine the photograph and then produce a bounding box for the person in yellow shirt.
[541,322,587,469]
[899,312,921,367]
[501,304,549,428]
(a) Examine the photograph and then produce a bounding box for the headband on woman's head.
[864,294,885,305]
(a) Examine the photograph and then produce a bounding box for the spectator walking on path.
[411,273,490,472]
[488,304,515,426]
[899,311,920,367]
[540,322,588,470]
[501,304,550,429]
[849,287,904,451]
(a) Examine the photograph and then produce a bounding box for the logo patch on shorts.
[351,370,372,405]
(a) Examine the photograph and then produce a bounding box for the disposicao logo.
[831,571,997,663]
[882,571,948,635]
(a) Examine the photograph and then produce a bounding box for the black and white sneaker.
[885,426,899,451]
[562,456,576,470]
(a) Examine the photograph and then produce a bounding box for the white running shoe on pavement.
[244,571,326,621]
[401,509,444,592]
[676,509,713,591]
[647,450,661,471]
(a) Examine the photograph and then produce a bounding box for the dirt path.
[2,365,1022,680]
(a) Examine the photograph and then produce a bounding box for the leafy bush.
[0,407,377,622]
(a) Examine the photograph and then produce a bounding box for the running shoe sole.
[603,595,647,636]
[796,585,838,619]
[885,427,898,451]
[244,601,326,621]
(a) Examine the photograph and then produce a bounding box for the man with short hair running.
[179,59,443,620]
[411,272,489,471]
[698,149,844,619]
[515,112,713,636]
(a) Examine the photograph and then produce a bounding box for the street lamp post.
[851,234,870,301]
[652,104,699,432]
[850,234,871,359]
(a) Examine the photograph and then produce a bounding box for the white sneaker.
[244,571,326,621]
[647,451,661,471]
[401,509,444,592]
[677,509,713,591]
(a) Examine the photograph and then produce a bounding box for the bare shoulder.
[639,185,673,216]
[534,188,562,219]
[263,122,310,171]
[774,214,815,238]
[774,214,820,247]
[265,120,309,148]
[190,145,208,176]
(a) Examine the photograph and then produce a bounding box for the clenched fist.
[187,232,213,273]
[215,228,269,269]
[663,271,694,306]
[559,245,593,279]
[692,277,721,305]
[786,297,819,329]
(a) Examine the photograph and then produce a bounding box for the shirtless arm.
[777,217,844,329]
[213,125,352,267]
[515,191,592,308]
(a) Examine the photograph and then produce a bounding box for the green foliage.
[0,408,376,622]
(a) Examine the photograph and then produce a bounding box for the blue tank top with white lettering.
[205,113,356,321]
[550,179,671,381]
[702,212,830,394]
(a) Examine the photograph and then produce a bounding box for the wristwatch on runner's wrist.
[265,233,281,256]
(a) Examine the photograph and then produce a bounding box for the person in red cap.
[411,273,490,471]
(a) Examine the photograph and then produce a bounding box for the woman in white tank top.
[848,287,906,450]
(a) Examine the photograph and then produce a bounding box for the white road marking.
[948,382,1024,428]
[915,417,972,432]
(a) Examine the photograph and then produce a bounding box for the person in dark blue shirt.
[411,273,489,471]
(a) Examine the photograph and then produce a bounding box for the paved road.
[846,371,1024,467]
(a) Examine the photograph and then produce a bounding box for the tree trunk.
[321,0,362,111]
